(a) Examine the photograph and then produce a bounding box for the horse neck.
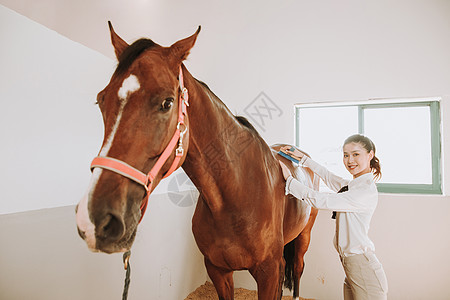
[181,70,278,209]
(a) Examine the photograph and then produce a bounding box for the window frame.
[295,98,442,195]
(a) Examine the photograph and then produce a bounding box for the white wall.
[1,1,450,299]
[0,4,111,214]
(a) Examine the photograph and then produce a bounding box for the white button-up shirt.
[285,157,378,257]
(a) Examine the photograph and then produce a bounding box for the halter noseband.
[90,65,189,222]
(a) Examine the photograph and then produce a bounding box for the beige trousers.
[340,251,388,300]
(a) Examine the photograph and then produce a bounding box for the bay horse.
[75,23,319,300]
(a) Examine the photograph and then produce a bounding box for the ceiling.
[0,0,232,59]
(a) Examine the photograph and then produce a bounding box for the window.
[295,98,442,194]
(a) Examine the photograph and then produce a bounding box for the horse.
[75,23,319,300]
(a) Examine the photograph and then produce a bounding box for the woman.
[279,134,388,300]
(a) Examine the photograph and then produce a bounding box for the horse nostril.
[97,213,125,242]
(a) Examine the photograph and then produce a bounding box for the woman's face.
[343,142,374,178]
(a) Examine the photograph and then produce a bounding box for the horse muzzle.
[75,194,137,254]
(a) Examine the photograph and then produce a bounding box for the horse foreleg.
[250,257,285,300]
[204,257,234,300]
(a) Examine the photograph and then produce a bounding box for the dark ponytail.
[344,134,382,181]
[370,155,382,181]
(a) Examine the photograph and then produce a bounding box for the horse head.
[76,22,200,253]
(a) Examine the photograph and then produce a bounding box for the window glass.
[363,106,432,184]
[297,106,358,191]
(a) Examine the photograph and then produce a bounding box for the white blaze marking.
[100,74,140,157]
[76,74,140,249]
[118,74,140,101]
[94,74,140,187]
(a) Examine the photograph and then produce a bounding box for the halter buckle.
[176,147,184,156]
[181,87,189,104]
[177,122,188,135]
[176,123,186,157]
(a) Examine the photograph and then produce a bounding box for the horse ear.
[169,26,201,63]
[108,21,129,59]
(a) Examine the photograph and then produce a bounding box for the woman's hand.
[280,146,304,161]
[278,161,292,180]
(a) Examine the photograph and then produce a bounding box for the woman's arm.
[285,176,376,212]
[281,146,348,192]
[302,157,349,192]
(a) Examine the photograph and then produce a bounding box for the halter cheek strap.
[90,65,189,222]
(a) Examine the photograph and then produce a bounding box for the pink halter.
[90,65,189,222]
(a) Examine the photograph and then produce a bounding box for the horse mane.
[235,116,261,137]
[114,38,159,76]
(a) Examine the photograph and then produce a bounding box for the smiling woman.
[342,134,381,180]
[343,142,373,178]
[278,134,388,300]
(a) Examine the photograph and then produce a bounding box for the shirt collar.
[349,172,374,188]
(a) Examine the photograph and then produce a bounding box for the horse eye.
[161,98,174,111]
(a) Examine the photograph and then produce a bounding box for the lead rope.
[122,250,132,300]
